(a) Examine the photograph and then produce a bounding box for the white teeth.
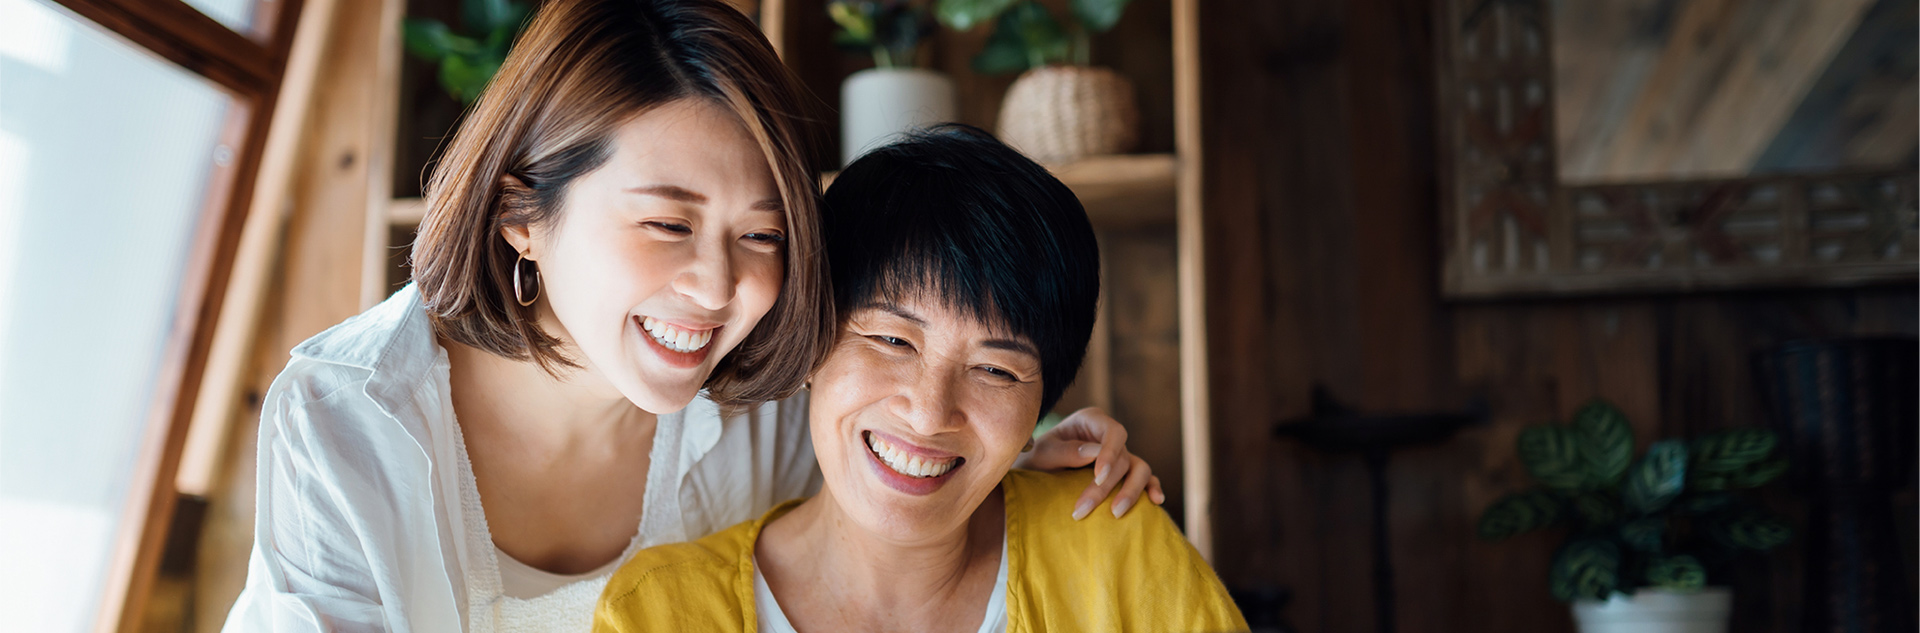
[641,316,713,353]
[864,432,957,479]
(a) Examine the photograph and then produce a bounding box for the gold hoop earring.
[513,253,541,306]
[1022,437,1035,453]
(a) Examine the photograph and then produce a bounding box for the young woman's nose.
[670,234,737,310]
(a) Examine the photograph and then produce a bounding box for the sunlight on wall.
[0,0,232,629]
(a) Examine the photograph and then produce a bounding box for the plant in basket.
[1477,400,1792,633]
[402,0,532,104]
[935,0,1139,163]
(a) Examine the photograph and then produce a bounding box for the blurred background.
[0,0,1915,631]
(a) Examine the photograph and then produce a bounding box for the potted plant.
[936,0,1138,163]
[402,0,532,104]
[1477,400,1793,633]
[829,0,955,166]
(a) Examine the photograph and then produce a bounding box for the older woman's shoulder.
[1002,469,1176,535]
[595,517,757,632]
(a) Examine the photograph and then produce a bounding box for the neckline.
[450,405,684,604]
[750,524,1010,633]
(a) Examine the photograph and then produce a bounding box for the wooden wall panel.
[1197,0,1919,631]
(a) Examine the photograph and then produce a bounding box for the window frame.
[40,0,305,630]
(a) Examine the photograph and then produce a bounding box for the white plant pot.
[839,68,956,166]
[1572,587,1732,633]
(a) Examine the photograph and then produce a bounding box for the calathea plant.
[1477,400,1792,602]
[403,0,532,104]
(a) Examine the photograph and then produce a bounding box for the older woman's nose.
[889,368,967,436]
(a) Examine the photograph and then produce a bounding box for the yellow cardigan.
[595,469,1248,633]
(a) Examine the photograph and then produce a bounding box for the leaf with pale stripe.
[1622,440,1688,515]
[1478,491,1562,540]
[1550,539,1620,602]
[1728,457,1788,489]
[1619,517,1665,553]
[1646,555,1707,589]
[1691,428,1777,473]
[1573,401,1634,487]
[1518,425,1585,490]
[1713,514,1792,550]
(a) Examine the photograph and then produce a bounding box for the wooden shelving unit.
[378,0,1210,556]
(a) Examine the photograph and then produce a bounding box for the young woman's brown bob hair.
[410,0,832,406]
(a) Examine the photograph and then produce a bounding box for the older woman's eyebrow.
[981,338,1039,358]
[867,302,928,326]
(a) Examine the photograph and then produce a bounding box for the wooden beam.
[1172,0,1211,560]
[177,0,343,498]
[52,0,277,95]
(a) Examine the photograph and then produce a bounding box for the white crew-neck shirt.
[750,540,1010,633]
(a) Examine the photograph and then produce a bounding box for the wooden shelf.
[389,153,1175,230]
[1052,153,1176,230]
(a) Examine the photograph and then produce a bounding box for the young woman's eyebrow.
[627,184,782,214]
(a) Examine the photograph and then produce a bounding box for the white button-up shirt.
[221,285,821,632]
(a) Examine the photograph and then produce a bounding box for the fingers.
[1088,420,1128,487]
[1147,475,1166,506]
[1110,455,1154,518]
[1072,451,1134,520]
[1024,436,1101,472]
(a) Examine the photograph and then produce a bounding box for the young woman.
[595,126,1242,633]
[221,1,1161,632]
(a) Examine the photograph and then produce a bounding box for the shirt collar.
[289,283,438,409]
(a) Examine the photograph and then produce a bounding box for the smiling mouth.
[640,316,715,353]
[864,431,963,479]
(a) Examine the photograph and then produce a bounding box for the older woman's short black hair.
[823,124,1100,417]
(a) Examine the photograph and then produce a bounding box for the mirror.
[1552,0,1918,184]
[1434,0,1919,297]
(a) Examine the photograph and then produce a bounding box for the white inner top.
[751,538,1010,633]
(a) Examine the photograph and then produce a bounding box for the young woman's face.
[807,293,1043,542]
[508,98,787,413]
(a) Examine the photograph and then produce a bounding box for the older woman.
[595,126,1246,633]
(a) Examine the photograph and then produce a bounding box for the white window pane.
[183,0,262,35]
[0,0,235,630]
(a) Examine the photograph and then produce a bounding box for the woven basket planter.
[996,65,1139,164]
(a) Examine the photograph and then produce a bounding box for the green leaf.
[1645,555,1707,589]
[1518,425,1585,490]
[440,54,501,104]
[971,25,1032,74]
[1573,401,1634,487]
[1727,457,1788,489]
[1569,492,1621,525]
[1550,539,1621,602]
[1007,2,1069,65]
[1691,428,1778,474]
[936,0,1017,30]
[1619,517,1666,553]
[462,0,514,32]
[1070,0,1132,33]
[403,19,481,60]
[1713,514,1792,550]
[828,1,877,42]
[1623,440,1688,515]
[1477,491,1562,540]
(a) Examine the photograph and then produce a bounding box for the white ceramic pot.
[839,67,957,166]
[1571,588,1732,633]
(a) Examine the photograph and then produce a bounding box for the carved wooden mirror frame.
[1434,0,1918,298]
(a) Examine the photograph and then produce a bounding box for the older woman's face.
[508,98,787,413]
[808,293,1043,541]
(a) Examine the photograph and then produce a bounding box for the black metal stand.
[1273,388,1484,633]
